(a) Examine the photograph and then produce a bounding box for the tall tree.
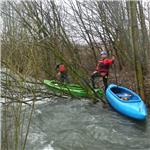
[129,1,145,100]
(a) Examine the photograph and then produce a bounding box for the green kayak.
[44,80,103,97]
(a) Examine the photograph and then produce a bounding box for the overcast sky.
[0,0,3,35]
[0,0,149,37]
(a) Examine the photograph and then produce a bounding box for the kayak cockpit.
[110,86,141,103]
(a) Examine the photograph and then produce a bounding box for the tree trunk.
[129,1,145,100]
[138,1,149,70]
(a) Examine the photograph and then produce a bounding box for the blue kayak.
[106,84,148,120]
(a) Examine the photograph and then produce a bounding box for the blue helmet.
[100,50,107,55]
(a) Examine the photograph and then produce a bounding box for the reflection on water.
[26,98,150,150]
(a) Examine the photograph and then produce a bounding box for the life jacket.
[59,64,65,73]
[96,58,113,76]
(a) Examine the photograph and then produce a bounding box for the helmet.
[100,50,107,55]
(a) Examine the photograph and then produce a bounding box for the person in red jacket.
[91,50,115,91]
[56,63,68,82]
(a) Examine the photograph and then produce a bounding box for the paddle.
[113,60,118,86]
[111,49,118,86]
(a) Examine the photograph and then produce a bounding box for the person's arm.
[112,55,115,61]
[106,57,115,65]
[96,63,99,71]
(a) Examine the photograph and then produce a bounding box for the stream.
[1,69,150,150]
[25,97,150,150]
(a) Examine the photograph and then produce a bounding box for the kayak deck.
[44,80,103,98]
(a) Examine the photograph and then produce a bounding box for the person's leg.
[103,76,108,91]
[91,71,100,88]
[60,73,65,82]
[62,72,69,83]
[65,74,69,83]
